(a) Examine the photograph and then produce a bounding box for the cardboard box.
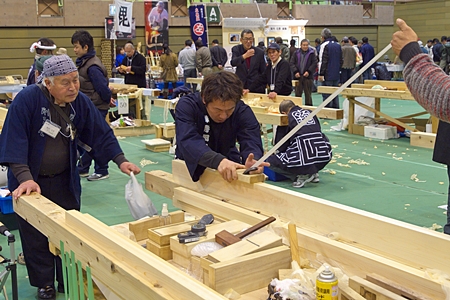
[364,125,397,140]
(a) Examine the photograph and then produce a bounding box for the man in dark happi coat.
[268,100,332,188]
[175,72,269,182]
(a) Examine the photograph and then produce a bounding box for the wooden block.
[208,246,291,295]
[349,276,406,300]
[207,231,282,263]
[128,211,185,241]
[172,251,191,269]
[148,220,198,246]
[278,269,293,280]
[339,282,366,300]
[142,138,171,152]
[352,124,365,136]
[169,220,251,259]
[113,120,154,137]
[410,132,436,149]
[253,112,288,126]
[154,125,163,138]
[366,273,432,300]
[160,122,175,138]
[146,239,172,260]
[236,169,265,184]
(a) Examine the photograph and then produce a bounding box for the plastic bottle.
[119,115,125,127]
[159,203,171,226]
[316,265,338,300]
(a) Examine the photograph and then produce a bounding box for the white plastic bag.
[125,172,158,220]
[0,165,7,187]
[331,97,375,131]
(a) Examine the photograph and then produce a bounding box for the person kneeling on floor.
[267,100,332,188]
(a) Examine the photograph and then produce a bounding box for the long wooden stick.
[251,43,393,168]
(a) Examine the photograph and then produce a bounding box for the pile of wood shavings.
[428,223,443,231]
[337,163,351,168]
[348,159,370,165]
[140,158,158,167]
[323,169,336,175]
[410,174,426,182]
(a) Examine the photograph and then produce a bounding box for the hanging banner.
[206,6,220,24]
[115,0,133,34]
[189,5,208,46]
[105,17,136,40]
[145,0,169,55]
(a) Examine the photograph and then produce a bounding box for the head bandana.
[29,41,57,53]
[41,55,78,78]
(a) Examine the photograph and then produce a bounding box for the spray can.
[316,265,338,300]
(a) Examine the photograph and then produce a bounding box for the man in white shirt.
[178,40,197,91]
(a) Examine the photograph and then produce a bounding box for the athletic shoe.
[86,173,109,181]
[292,174,315,188]
[79,172,89,178]
[311,173,320,183]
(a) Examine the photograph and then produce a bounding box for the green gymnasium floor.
[0,92,447,299]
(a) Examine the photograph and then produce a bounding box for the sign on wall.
[206,6,220,24]
[189,5,208,46]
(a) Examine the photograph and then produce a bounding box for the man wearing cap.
[245,43,292,99]
[0,55,140,300]
[27,37,57,85]
[210,39,228,73]
[231,29,266,93]
[290,39,318,105]
[72,30,112,181]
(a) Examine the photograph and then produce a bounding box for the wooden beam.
[339,282,366,300]
[301,105,344,119]
[318,86,414,100]
[243,92,302,106]
[14,194,227,300]
[410,132,436,149]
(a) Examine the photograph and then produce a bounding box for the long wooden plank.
[64,211,227,300]
[166,182,449,298]
[244,92,302,106]
[318,86,414,100]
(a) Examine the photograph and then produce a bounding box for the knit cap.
[35,55,53,73]
[41,55,77,78]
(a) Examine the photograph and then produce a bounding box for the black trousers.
[17,169,79,288]
[295,77,313,106]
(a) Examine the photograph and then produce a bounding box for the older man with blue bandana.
[0,55,140,300]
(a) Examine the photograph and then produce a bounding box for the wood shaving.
[352,141,358,144]
[337,163,351,168]
[332,145,339,149]
[323,169,336,175]
[428,223,443,231]
[247,98,263,106]
[393,145,398,148]
[116,136,126,140]
[333,153,343,159]
[267,105,278,113]
[405,204,410,206]
[393,157,403,161]
[329,159,337,164]
[323,122,329,125]
[348,159,370,165]
[382,172,386,175]
[410,174,426,183]
[402,152,406,155]
[140,158,159,167]
[439,182,445,185]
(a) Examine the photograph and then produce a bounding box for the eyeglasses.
[242,38,254,42]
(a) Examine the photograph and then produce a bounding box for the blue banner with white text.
[189,5,208,46]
